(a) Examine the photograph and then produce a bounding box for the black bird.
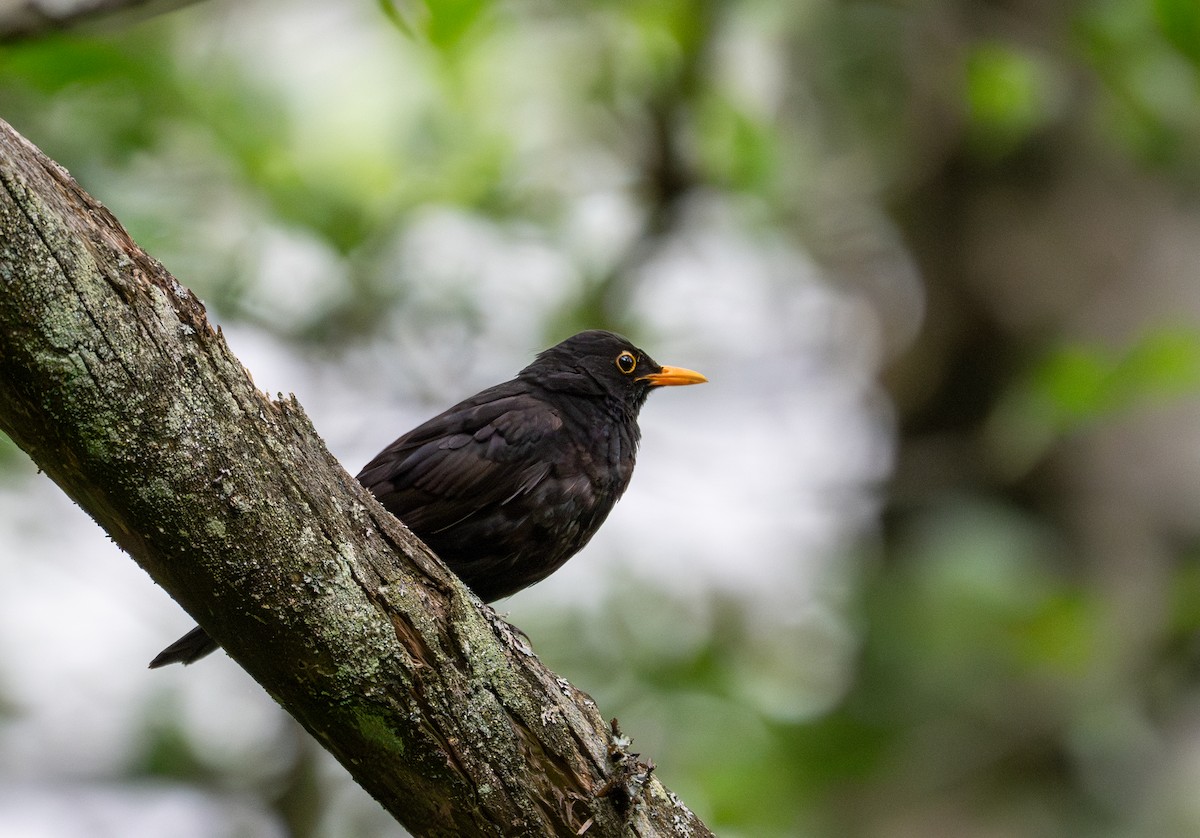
[150,330,706,667]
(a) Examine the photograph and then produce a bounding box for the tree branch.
[0,117,711,837]
[0,0,201,42]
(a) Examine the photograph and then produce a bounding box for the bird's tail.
[148,625,219,668]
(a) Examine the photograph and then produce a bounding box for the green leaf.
[1029,328,1200,429]
[965,42,1059,157]
[986,328,1200,478]
[426,0,492,51]
[695,94,779,193]
[375,0,491,51]
[1155,0,1200,66]
[377,0,426,38]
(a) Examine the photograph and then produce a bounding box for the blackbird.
[149,330,706,667]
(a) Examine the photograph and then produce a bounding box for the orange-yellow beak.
[638,365,708,387]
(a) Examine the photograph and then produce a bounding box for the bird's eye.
[615,351,637,374]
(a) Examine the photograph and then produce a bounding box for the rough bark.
[0,117,711,837]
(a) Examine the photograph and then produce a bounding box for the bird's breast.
[554,414,638,495]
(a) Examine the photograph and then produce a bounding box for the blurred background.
[2,0,1200,835]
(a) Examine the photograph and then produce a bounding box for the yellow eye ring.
[615,351,637,374]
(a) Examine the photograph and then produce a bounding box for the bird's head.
[520,330,707,411]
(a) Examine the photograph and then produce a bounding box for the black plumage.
[150,330,705,668]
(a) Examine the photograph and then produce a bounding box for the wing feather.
[356,383,565,533]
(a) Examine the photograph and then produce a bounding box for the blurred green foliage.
[966,43,1060,159]
[1079,0,1200,169]
[1033,330,1200,425]
[988,330,1200,479]
[1154,0,1200,68]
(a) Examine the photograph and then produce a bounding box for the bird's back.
[357,378,639,601]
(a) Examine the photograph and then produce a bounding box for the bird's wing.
[355,384,564,533]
